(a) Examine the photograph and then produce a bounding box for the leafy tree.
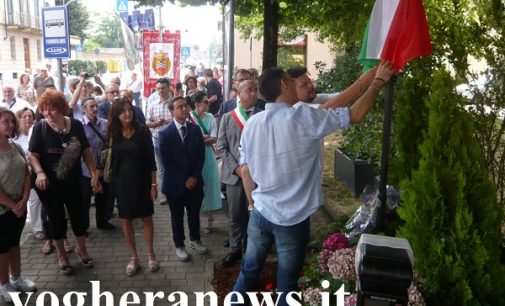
[57,0,90,40]
[68,60,107,75]
[397,68,505,305]
[90,16,124,48]
[83,38,100,52]
[276,46,303,70]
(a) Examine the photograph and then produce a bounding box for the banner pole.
[376,75,396,231]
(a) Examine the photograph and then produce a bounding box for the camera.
[83,73,91,79]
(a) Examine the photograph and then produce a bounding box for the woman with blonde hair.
[0,107,36,302]
[16,74,37,107]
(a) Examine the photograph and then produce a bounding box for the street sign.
[181,46,191,58]
[41,6,70,59]
[116,0,128,12]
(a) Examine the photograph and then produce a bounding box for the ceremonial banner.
[149,43,175,78]
[118,13,141,70]
[142,31,181,97]
[358,0,432,72]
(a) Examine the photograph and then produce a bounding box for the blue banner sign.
[42,6,70,59]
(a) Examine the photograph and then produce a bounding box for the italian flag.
[358,0,432,72]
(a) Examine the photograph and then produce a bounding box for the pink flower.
[265,283,274,291]
[303,287,322,306]
[323,233,348,250]
[328,247,356,282]
[345,293,357,306]
[318,249,334,274]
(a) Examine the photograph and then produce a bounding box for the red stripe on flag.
[380,0,432,72]
[230,110,244,131]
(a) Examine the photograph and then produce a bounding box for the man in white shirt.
[127,72,143,108]
[146,78,173,205]
[1,86,33,113]
[288,66,380,171]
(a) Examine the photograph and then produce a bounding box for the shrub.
[68,60,107,76]
[315,46,384,162]
[397,68,505,305]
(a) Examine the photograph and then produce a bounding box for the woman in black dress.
[108,96,158,276]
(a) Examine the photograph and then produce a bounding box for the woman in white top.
[15,108,45,241]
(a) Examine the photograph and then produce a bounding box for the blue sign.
[75,44,84,52]
[41,6,70,59]
[116,0,128,12]
[181,46,191,58]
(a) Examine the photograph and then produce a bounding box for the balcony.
[0,10,41,33]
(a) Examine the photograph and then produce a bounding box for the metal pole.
[158,4,163,41]
[57,59,64,91]
[227,0,235,93]
[377,75,396,231]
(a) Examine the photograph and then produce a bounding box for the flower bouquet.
[299,231,425,306]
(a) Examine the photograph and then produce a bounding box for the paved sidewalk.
[3,200,332,306]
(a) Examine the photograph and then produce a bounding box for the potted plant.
[334,108,383,197]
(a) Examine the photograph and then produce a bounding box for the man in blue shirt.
[80,97,116,230]
[232,62,394,306]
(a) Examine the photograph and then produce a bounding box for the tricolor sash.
[189,111,209,135]
[230,105,249,131]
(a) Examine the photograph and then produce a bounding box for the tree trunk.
[262,0,279,70]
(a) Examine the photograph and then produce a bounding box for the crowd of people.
[0,60,394,305]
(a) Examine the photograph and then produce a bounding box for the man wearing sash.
[216,80,261,268]
[232,63,394,306]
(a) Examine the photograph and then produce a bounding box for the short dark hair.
[191,91,207,105]
[287,66,307,79]
[204,68,214,78]
[81,96,97,107]
[234,69,252,80]
[94,85,103,95]
[258,67,287,102]
[156,78,170,86]
[168,96,186,111]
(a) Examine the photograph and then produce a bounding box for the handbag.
[88,122,107,170]
[100,137,113,183]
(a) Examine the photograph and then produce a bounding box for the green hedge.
[68,60,107,76]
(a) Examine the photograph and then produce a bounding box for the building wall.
[0,0,51,86]
[234,31,336,79]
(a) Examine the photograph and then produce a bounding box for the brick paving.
[3,199,332,306]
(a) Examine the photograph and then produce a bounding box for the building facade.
[234,32,336,80]
[0,0,52,86]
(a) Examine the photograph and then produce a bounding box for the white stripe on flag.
[366,0,401,59]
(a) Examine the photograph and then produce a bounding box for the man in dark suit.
[218,69,266,127]
[216,80,262,267]
[158,96,207,262]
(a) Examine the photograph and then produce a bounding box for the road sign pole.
[57,58,64,91]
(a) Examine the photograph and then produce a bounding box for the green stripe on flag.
[358,20,379,72]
